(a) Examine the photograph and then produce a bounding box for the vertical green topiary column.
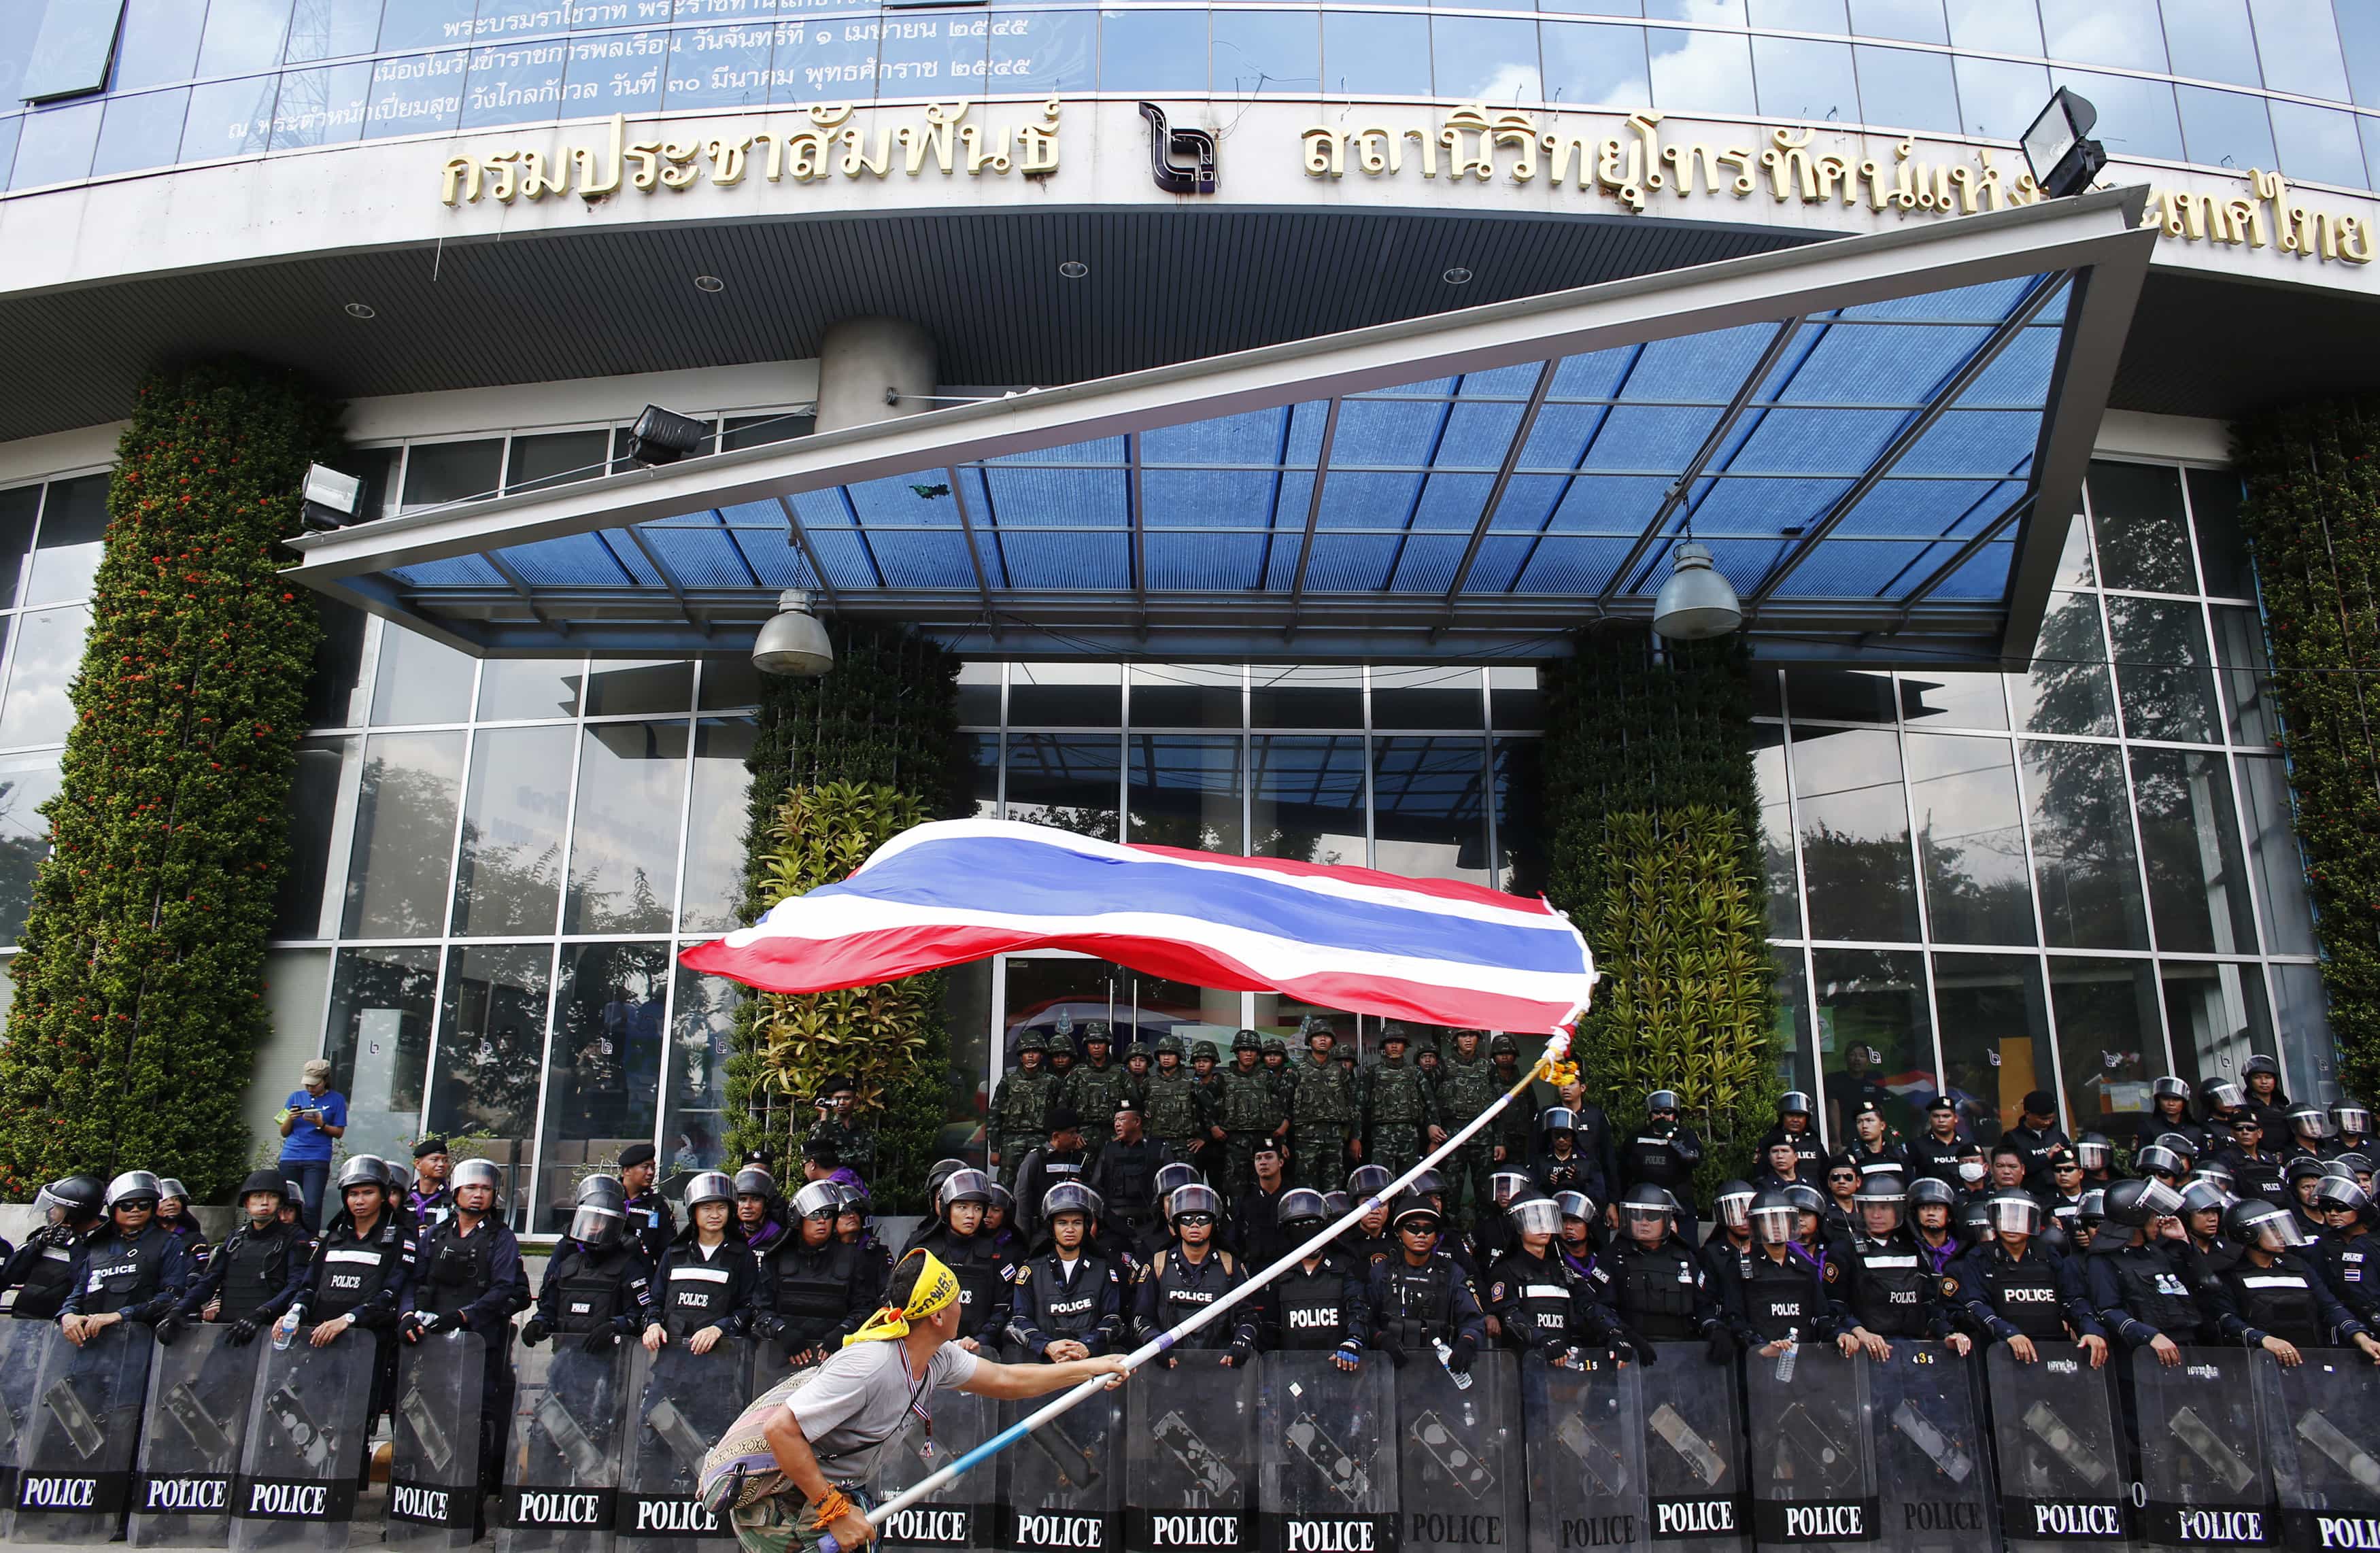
[0,360,341,1200]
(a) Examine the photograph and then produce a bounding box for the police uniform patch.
[1940,1275,1960,1297]
[1823,1261,1841,1283]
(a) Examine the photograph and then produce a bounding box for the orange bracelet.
[811,1489,853,1526]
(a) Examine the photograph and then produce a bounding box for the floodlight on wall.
[1651,541,1743,641]
[2022,88,2107,199]
[300,463,364,532]
[753,589,835,677]
[626,403,711,466]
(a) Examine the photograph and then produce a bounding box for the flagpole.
[817,1032,1572,1553]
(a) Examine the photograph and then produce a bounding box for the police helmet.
[733,1165,777,1201]
[2103,1177,2183,1228]
[2152,1076,2191,1103]
[284,1178,305,1204]
[452,1159,505,1202]
[1508,1195,1561,1238]
[1155,1162,1204,1199]
[2226,1197,2309,1252]
[1645,1089,1680,1114]
[1783,1183,1827,1219]
[1956,1199,1994,1242]
[2192,1162,2237,1193]
[1042,1182,1100,1224]
[938,1170,993,1211]
[1553,1191,1595,1225]
[2074,1134,2113,1173]
[1169,1183,1223,1224]
[575,1172,622,1204]
[235,1169,288,1208]
[2340,1153,2375,1177]
[155,1178,189,1206]
[834,1181,872,1212]
[34,1174,103,1225]
[2179,1179,2232,1218]
[2313,1174,2371,1214]
[1390,1191,1442,1233]
[2288,1155,2332,1184]
[1779,1091,1815,1118]
[1748,1189,1799,1246]
[2076,1189,2107,1227]
[1714,1180,1756,1231]
[1277,1189,1330,1230]
[2135,1144,2185,1180]
[2153,1131,2198,1162]
[2243,1055,2281,1078]
[1619,1183,1673,1228]
[1018,1029,1048,1055]
[1411,1169,1446,1199]
[1047,1033,1076,1059]
[1231,1029,1263,1053]
[986,1182,1016,1218]
[1985,1191,2043,1238]
[1346,1165,1393,1200]
[2200,1078,2247,1110]
[1192,1040,1221,1063]
[569,1191,626,1250]
[1489,1034,1519,1058]
[2336,1102,2373,1137]
[2292,1104,2336,1140]
[793,1182,843,1220]
[1155,1035,1185,1059]
[1490,1170,1531,1207]
[1323,1192,1353,1218]
[1537,1107,1578,1149]
[1854,1172,1907,1206]
[681,1170,733,1211]
[921,1159,968,1207]
[1905,1176,1956,1211]
[336,1156,392,1193]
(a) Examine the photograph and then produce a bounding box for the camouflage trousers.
[1289,1127,1349,1193]
[1220,1133,1266,1202]
[1365,1127,1426,1184]
[996,1134,1041,1188]
[732,1484,877,1553]
[1440,1142,1495,1230]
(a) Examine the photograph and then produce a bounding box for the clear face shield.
[33,1185,78,1225]
[2253,1210,2311,1253]
[1858,1199,1903,1236]
[1716,1192,1754,1232]
[1750,1206,1798,1246]
[1510,1199,1561,1239]
[2205,1080,2245,1110]
[2135,1179,2186,1221]
[1622,1205,1670,1243]
[2337,1106,2373,1137]
[2298,1110,2338,1141]
[2074,1140,2111,1172]
[1987,1196,2042,1239]
[569,1203,625,1248]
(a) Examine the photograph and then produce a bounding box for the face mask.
[1958,1161,1987,1184]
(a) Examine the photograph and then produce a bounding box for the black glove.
[1624,1328,1659,1366]
[520,1319,548,1348]
[153,1316,184,1347]
[1333,1339,1363,1371]
[1705,1326,1739,1365]
[398,1312,426,1343]
[581,1323,617,1354]
[1225,1337,1254,1369]
[751,1314,785,1342]
[226,1318,259,1348]
[1447,1335,1477,1376]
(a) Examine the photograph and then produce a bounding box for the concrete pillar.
[815,317,939,434]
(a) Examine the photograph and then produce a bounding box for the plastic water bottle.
[272,1308,301,1352]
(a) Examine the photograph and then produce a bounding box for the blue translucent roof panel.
[805,529,884,590]
[1621,322,1785,402]
[1514,402,1608,470]
[1687,477,1853,536]
[1721,407,1907,476]
[981,466,1129,527]
[1458,364,1542,398]
[1149,532,1265,591]
[1838,274,2040,322]
[1580,405,1723,472]
[1389,534,1475,592]
[1316,470,1425,531]
[598,531,666,586]
[1140,405,1299,466]
[1512,537,1630,594]
[1463,534,1540,593]
[984,437,1127,466]
[1956,326,2062,408]
[1412,473,1497,532]
[638,526,754,587]
[866,530,979,590]
[1892,410,2041,477]
[1002,530,1132,589]
[1354,375,1459,399]
[1771,322,1988,407]
[1541,474,1671,534]
[390,554,509,587]
[1485,473,1566,533]
[1928,541,2017,600]
[500,533,637,587]
[1304,534,1401,592]
[1769,538,1935,598]
[1331,399,1451,466]
[1548,346,1638,402]
[1435,401,1527,468]
[1142,468,1280,530]
[730,526,818,589]
[845,473,962,528]
[1832,479,1997,539]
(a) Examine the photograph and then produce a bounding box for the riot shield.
[1637,1344,1749,1551]
[2254,1346,2380,1550]
[1863,1342,1992,1552]
[1256,1349,1395,1553]
[1741,1343,1875,1551]
[619,1336,755,1553]
[386,1329,495,1550]
[0,1318,61,1541]
[1983,1343,2132,1552]
[1521,1351,1647,1553]
[494,1338,634,1553]
[2128,1346,2274,1550]
[1125,1350,1257,1553]
[226,1325,378,1550]
[995,1373,1125,1552]
[877,1376,998,1553]
[127,1323,258,1547]
[1397,1348,1524,1553]
[9,1320,154,1546]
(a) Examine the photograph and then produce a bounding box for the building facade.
[2,0,2375,1230]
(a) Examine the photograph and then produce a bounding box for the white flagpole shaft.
[826,1041,1568,1550]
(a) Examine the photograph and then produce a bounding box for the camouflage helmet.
[1231,1029,1263,1053]
[1124,1042,1151,1066]
[1193,1039,1221,1063]
[1261,1035,1288,1057]
[1083,1020,1111,1045]
[1155,1034,1185,1058]
[1047,1031,1076,1059]
[1378,1023,1410,1048]
[1299,1015,1336,1046]
[1489,1033,1519,1058]
[1017,1028,1048,1055]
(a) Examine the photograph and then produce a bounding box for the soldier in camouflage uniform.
[989,1029,1063,1188]
[1047,1027,1078,1084]
[1189,1038,1224,1181]
[1122,1041,1153,1106]
[1066,1021,1133,1168]
[1433,1029,1504,1229]
[1363,1025,1435,1179]
[1285,1017,1361,1191]
[1210,1029,1287,1203]
[1488,1034,1537,1166]
[1140,1035,1207,1162]
[1261,1034,1290,1084]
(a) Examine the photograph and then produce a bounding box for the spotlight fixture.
[2021,88,2106,199]
[1651,541,1743,641]
[1059,259,1090,279]
[626,403,711,466]
[343,302,376,320]
[753,589,835,677]
[1442,266,1474,285]
[694,274,725,292]
[299,463,364,532]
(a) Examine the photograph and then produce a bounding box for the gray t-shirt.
[786,1339,982,1486]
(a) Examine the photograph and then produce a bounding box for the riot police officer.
[1287,1018,1361,1191]
[522,1176,655,1355]
[2081,1177,2216,1361]
[619,1142,679,1268]
[1904,1177,1962,1278]
[1228,1138,1293,1269]
[407,1138,455,1235]
[2206,1197,2380,1364]
[1362,1025,1434,1178]
[1259,1189,1370,1366]
[1008,1182,1127,1361]
[2286,1104,2343,1165]
[2312,1174,2380,1323]
[3,1173,105,1320]
[1211,1030,1286,1204]
[641,1169,760,1352]
[1531,1108,1603,1204]
[1700,1180,1757,1287]
[167,1170,309,1343]
[2336,1101,2375,1159]
[2217,1111,2287,1204]
[1086,1095,1172,1255]
[1367,1191,1487,1375]
[1731,1189,1843,1355]
[1907,1095,1966,1186]
[1010,1108,1093,1243]
[2138,1077,2205,1155]
[1761,1091,1827,1182]
[59,1170,197,1343]
[1588,1184,1731,1361]
[404,1159,530,1519]
[1623,1090,1703,1235]
[1474,1170,1533,1267]
[1485,1194,1627,1365]
[283,1157,416,1429]
[1136,1184,1257,1363]
[2286,1157,2333,1240]
[760,1180,888,1366]
[1833,1174,1966,1357]
[2003,1091,2073,1193]
[1941,1191,2107,1366]
[907,1170,1017,1351]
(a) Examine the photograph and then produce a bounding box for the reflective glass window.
[1431,16,1541,103]
[1127,734,1244,852]
[304,598,370,730]
[1373,666,1482,730]
[428,941,554,1228]
[274,736,352,940]
[2130,746,2256,954]
[1543,0,1645,15]
[198,0,293,78]
[1810,947,1933,1142]
[2159,0,2261,87]
[0,751,61,946]
[1847,0,1945,42]
[476,658,583,722]
[2171,86,2279,181]
[666,966,745,1174]
[1251,734,1367,867]
[583,660,694,717]
[505,434,611,500]
[1950,53,2049,140]
[2021,737,2149,949]
[1750,0,1846,31]
[681,717,756,932]
[2340,0,2380,107]
[696,657,764,713]
[2010,591,2115,736]
[964,732,1000,821]
[324,944,439,1166]
[1251,665,1363,728]
[1944,0,2039,53]
[1931,951,2054,1145]
[1752,35,1857,122]
[565,720,688,935]
[2271,963,2341,1106]
[2107,596,2217,744]
[1373,736,1489,883]
[2235,753,2314,955]
[1131,666,1242,730]
[181,73,276,160]
[1006,732,1121,839]
[2185,467,2252,598]
[20,0,126,101]
[2042,0,2166,69]
[114,0,207,88]
[402,439,505,513]
[0,487,32,610]
[2054,511,2095,588]
[957,663,1001,727]
[1100,10,1208,93]
[25,471,105,606]
[1542,18,1652,106]
[1906,732,2034,946]
[564,30,670,114]
[1790,723,1921,942]
[1786,668,1897,723]
[1649,27,1756,116]
[2047,956,2160,1140]
[2048,68,2181,163]
[342,730,464,938]
[1212,10,1320,92]
[2161,959,2273,1097]
[1854,44,1959,134]
[362,50,466,138]
[1771,951,1818,1104]
[379,0,477,52]
[1753,724,1801,937]
[1011,662,1121,726]
[9,100,100,189]
[370,626,475,726]
[994,12,1097,97]
[1648,0,1745,20]
[2209,605,2275,748]
[1899,670,2006,730]
[2270,99,2367,188]
[1324,10,1433,93]
[534,941,668,1231]
[1492,736,1544,896]
[269,61,372,148]
[284,0,384,63]
[879,14,989,100]
[2250,0,2349,99]
[665,22,777,109]
[0,606,90,749]
[451,724,575,936]
[1489,667,1542,732]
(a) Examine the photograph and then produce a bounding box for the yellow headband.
[843,1250,962,1347]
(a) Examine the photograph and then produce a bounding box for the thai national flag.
[679,818,1597,1034]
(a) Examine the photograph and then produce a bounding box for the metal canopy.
[286,188,2153,669]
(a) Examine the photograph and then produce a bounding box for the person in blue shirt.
[277,1058,348,1235]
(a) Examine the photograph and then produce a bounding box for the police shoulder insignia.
[1489,1281,1506,1302]
[1013,1265,1033,1285]
[1822,1261,1840,1283]
[1939,1275,1959,1297]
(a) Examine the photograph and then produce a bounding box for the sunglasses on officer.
[1176,1212,1216,1227]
